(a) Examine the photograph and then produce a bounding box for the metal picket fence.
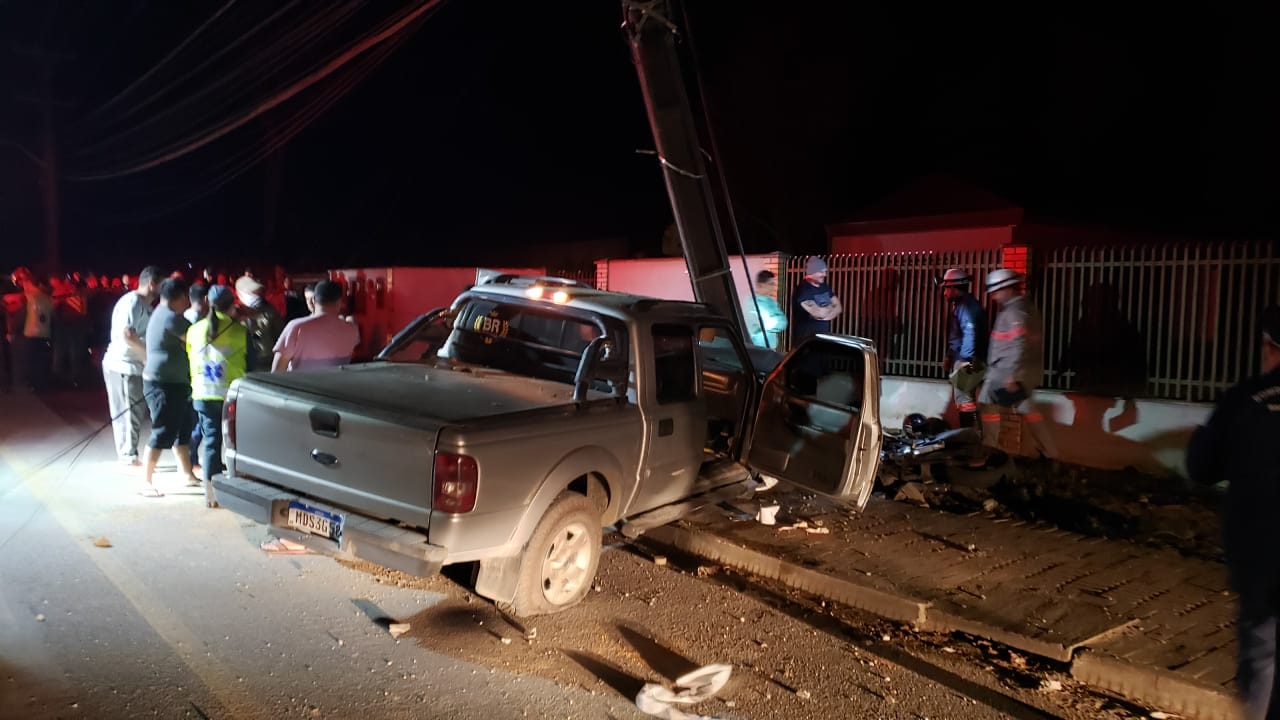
[549,268,597,288]
[784,242,1280,401]
[783,250,1004,378]
[1038,242,1280,402]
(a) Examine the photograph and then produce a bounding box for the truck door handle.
[658,418,674,436]
[311,450,338,467]
[309,408,340,438]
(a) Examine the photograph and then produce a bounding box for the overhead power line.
[100,24,414,223]
[70,0,357,164]
[70,0,442,181]
[80,0,240,124]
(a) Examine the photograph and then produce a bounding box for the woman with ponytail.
[186,285,248,491]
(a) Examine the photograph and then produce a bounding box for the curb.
[1072,651,1241,720]
[646,522,1239,720]
[644,524,928,625]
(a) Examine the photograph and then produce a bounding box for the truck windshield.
[388,295,627,388]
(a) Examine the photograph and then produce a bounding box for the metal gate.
[784,250,1004,378]
[1038,242,1280,402]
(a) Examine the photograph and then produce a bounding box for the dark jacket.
[239,300,284,372]
[1187,367,1280,570]
[948,293,988,363]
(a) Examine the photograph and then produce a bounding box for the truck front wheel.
[505,493,601,617]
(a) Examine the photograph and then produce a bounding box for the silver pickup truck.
[212,278,881,616]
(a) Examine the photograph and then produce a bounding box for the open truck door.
[743,335,882,510]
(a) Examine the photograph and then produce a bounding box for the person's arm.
[959,303,977,365]
[271,319,296,372]
[763,299,787,333]
[826,295,843,319]
[1186,399,1228,485]
[798,300,826,321]
[115,298,147,355]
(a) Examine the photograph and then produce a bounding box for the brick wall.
[996,242,1032,454]
[594,260,609,291]
[1001,243,1030,276]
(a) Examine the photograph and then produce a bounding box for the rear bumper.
[211,473,447,578]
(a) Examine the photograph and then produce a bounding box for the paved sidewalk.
[646,489,1241,720]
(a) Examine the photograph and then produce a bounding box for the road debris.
[388,623,411,638]
[755,504,779,525]
[93,537,113,548]
[894,482,929,506]
[635,663,732,720]
[777,521,830,535]
[1149,713,1180,719]
[35,614,45,622]
[653,555,668,567]
[754,475,779,492]
[1040,679,1063,692]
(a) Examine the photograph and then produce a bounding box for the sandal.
[260,538,309,555]
[138,486,165,498]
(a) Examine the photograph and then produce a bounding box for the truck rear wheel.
[505,493,601,617]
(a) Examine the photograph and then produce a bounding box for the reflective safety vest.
[187,311,249,401]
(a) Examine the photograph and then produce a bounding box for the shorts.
[144,380,194,449]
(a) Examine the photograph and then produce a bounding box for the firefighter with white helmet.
[977,268,1057,459]
[938,268,988,429]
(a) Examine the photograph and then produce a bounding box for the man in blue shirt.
[745,270,788,350]
[790,257,842,346]
[939,268,988,429]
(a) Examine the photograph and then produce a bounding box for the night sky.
[1,2,1276,275]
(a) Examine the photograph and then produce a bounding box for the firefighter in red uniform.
[977,269,1057,459]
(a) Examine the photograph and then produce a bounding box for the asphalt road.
[0,392,1150,720]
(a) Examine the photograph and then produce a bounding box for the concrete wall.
[595,255,777,307]
[880,377,1210,478]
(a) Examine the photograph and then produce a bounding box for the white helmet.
[938,268,971,288]
[985,268,1023,293]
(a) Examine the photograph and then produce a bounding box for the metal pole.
[622,1,745,336]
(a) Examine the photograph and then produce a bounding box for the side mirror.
[573,337,616,405]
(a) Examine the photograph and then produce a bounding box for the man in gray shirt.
[140,278,200,496]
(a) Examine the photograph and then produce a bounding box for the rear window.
[445,296,627,386]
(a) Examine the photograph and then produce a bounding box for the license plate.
[287,501,343,543]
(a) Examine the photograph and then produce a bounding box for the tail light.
[223,394,237,451]
[433,452,478,513]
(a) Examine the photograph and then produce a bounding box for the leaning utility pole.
[622,0,747,339]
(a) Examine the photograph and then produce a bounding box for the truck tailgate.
[231,384,439,529]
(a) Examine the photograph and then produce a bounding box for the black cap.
[1262,305,1280,346]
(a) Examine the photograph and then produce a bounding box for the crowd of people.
[0,265,317,394]
[3,264,359,498]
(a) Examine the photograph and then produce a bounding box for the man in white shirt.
[102,266,162,466]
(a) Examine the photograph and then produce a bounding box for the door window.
[651,324,696,404]
[781,342,864,410]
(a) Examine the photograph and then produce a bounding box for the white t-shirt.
[102,291,154,376]
[272,313,360,371]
